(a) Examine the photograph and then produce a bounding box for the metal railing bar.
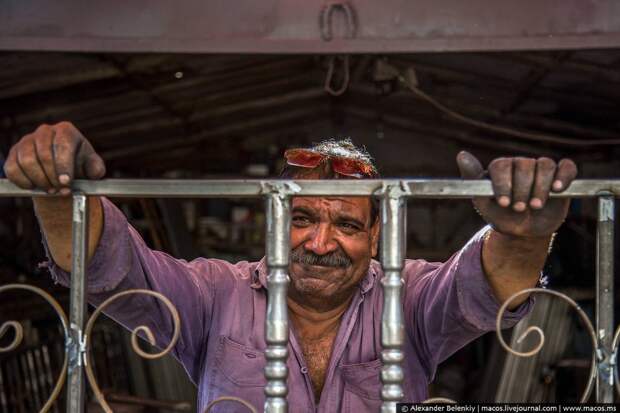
[0,179,619,198]
[66,194,89,413]
[379,184,408,412]
[596,195,615,402]
[263,185,293,413]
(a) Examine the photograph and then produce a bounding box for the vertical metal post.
[380,184,407,413]
[264,190,292,413]
[67,194,89,413]
[596,194,615,403]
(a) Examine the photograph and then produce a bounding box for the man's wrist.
[483,227,556,255]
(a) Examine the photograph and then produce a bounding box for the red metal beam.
[1,0,620,53]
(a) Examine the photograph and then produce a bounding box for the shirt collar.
[252,257,380,296]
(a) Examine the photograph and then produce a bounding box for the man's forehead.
[292,196,371,216]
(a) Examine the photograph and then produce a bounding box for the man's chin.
[289,263,349,297]
[289,274,340,299]
[294,276,331,291]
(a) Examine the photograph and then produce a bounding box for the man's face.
[288,195,380,309]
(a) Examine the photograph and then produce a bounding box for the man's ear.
[370,218,380,258]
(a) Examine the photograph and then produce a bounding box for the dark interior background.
[0,50,618,412]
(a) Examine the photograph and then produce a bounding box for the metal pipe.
[263,184,294,413]
[66,193,89,413]
[0,179,619,198]
[596,195,615,403]
[379,183,408,412]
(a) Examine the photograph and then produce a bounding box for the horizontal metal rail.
[0,178,619,198]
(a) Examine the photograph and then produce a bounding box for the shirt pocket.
[340,358,383,412]
[209,336,266,412]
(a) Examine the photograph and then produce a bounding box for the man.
[4,122,577,412]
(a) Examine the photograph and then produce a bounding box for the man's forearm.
[34,196,104,272]
[482,228,551,310]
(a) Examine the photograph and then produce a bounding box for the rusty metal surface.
[1,0,620,53]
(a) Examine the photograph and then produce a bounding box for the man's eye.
[339,222,359,231]
[293,216,311,225]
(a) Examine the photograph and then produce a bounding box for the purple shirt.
[43,198,533,413]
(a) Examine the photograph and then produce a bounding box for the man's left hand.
[456,152,577,238]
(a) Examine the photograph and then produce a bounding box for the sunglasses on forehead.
[284,148,377,179]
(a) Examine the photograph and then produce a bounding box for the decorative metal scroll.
[423,397,457,404]
[204,396,258,413]
[0,287,182,413]
[0,284,69,413]
[613,325,620,396]
[495,288,598,403]
[1,286,618,411]
[83,289,181,413]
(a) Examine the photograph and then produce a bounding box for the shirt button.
[301,367,308,374]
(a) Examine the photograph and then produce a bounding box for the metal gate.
[0,178,617,412]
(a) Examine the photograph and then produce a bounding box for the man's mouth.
[294,262,335,271]
[292,262,342,279]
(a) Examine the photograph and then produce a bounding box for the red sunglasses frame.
[284,148,377,178]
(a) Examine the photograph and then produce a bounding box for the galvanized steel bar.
[596,195,615,402]
[263,184,295,413]
[66,193,89,413]
[0,179,619,198]
[379,183,408,412]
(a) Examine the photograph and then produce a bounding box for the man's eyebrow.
[292,206,317,217]
[334,213,366,229]
[292,207,367,228]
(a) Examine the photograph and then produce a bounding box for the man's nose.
[304,223,338,255]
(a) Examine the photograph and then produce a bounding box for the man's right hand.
[4,122,106,271]
[4,121,106,194]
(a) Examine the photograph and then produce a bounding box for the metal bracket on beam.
[319,1,356,41]
[319,1,356,96]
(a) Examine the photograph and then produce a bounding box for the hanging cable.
[374,60,620,147]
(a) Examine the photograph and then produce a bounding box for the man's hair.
[279,138,381,225]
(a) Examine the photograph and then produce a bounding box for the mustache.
[290,246,352,268]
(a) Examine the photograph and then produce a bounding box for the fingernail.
[59,174,70,185]
[513,201,526,212]
[60,188,71,196]
[47,188,57,194]
[553,180,563,191]
[530,198,542,209]
[498,196,510,207]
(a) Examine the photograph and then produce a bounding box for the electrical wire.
[397,75,620,147]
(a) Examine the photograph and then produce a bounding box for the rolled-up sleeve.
[42,197,133,292]
[404,226,537,381]
[39,197,217,383]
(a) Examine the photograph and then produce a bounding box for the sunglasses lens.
[284,149,323,168]
[332,157,372,178]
